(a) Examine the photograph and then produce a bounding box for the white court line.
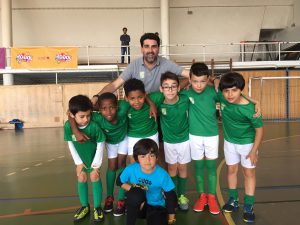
[6,172,16,176]
[34,163,42,167]
[57,156,65,159]
[47,159,55,162]
[21,168,29,171]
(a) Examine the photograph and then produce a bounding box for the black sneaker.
[94,207,105,222]
[73,205,90,221]
[103,196,114,213]
[243,204,255,223]
[222,197,239,213]
[113,200,126,216]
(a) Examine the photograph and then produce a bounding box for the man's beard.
[144,53,157,64]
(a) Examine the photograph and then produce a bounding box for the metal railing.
[3,41,300,67]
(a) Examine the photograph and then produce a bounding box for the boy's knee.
[228,164,238,174]
[243,168,256,178]
[165,190,177,214]
[126,187,146,207]
[90,171,100,182]
[77,173,87,182]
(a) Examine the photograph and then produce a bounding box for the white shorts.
[224,140,256,169]
[106,136,128,159]
[189,134,219,160]
[164,140,191,164]
[127,133,159,156]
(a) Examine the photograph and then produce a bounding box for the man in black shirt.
[120,27,131,64]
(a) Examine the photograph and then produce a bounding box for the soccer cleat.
[222,197,239,213]
[73,205,90,221]
[113,200,126,216]
[193,193,207,212]
[207,194,220,214]
[93,207,105,222]
[168,218,176,225]
[243,204,255,223]
[103,196,114,213]
[178,195,189,211]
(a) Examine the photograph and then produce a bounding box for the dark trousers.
[125,187,177,225]
[121,46,130,63]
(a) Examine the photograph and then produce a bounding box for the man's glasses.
[161,85,178,91]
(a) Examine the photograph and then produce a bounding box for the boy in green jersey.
[158,72,191,211]
[180,63,221,214]
[123,78,164,163]
[69,92,129,216]
[64,95,105,223]
[94,93,129,216]
[219,72,263,223]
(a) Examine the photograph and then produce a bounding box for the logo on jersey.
[138,177,152,186]
[189,97,195,104]
[128,113,132,119]
[139,71,145,79]
[220,103,226,110]
[161,108,167,115]
[71,134,77,141]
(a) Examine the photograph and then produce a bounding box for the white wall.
[273,0,300,41]
[0,0,296,62]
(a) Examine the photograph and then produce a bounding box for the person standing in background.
[120,27,131,64]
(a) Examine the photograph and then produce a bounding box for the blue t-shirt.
[120,162,175,207]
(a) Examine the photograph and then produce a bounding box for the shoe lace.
[244,204,253,213]
[105,196,114,205]
[228,197,237,206]
[95,208,103,217]
[76,206,87,214]
[198,196,206,204]
[116,200,125,209]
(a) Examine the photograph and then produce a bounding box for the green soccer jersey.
[92,100,128,144]
[219,94,263,144]
[64,120,105,168]
[125,93,164,138]
[158,93,189,143]
[181,86,219,136]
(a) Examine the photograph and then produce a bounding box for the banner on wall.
[0,48,6,69]
[11,47,78,69]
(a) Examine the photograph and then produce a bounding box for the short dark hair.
[133,138,159,162]
[69,95,92,115]
[123,27,127,31]
[140,33,160,47]
[190,62,210,78]
[124,78,146,96]
[98,92,117,106]
[219,72,245,91]
[160,72,179,86]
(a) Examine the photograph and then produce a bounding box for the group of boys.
[64,63,263,225]
[64,31,263,225]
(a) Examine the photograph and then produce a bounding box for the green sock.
[171,175,178,193]
[116,168,125,200]
[244,195,255,205]
[228,188,238,201]
[118,188,126,201]
[106,169,116,198]
[206,159,217,195]
[178,176,187,196]
[194,160,205,196]
[92,180,103,208]
[78,181,89,207]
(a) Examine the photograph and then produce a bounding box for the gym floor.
[0,122,299,225]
